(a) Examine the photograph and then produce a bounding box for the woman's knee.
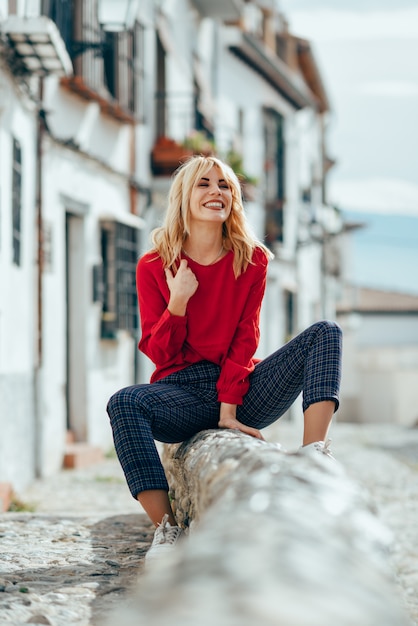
[106,385,140,421]
[312,319,342,340]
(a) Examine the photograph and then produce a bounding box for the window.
[263,108,285,245]
[155,33,167,137]
[41,0,73,52]
[98,221,139,338]
[103,21,145,117]
[193,78,214,140]
[12,137,22,266]
[102,32,118,99]
[132,21,146,120]
[43,1,145,119]
[284,290,296,341]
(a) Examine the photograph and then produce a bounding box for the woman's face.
[188,165,232,226]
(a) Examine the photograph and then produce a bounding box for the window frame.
[263,108,285,246]
[12,137,22,267]
[98,220,140,339]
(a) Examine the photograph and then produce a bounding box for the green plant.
[225,149,258,186]
[8,495,37,513]
[182,130,215,155]
[105,446,117,459]
[93,475,124,484]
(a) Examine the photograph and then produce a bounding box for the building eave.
[294,36,330,114]
[60,76,136,125]
[226,28,318,110]
[44,131,140,187]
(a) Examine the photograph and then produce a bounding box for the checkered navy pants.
[107,320,342,498]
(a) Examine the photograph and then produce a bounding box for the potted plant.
[151,136,194,176]
[182,130,216,156]
[225,149,259,201]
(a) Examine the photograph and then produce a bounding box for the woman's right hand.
[165,259,198,316]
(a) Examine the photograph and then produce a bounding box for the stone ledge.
[163,429,287,528]
[111,429,410,626]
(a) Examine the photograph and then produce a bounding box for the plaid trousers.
[107,320,342,498]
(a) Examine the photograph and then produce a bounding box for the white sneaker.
[145,514,184,564]
[300,439,335,460]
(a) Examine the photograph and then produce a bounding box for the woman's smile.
[203,201,225,211]
[189,165,232,223]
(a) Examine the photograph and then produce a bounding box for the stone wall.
[110,429,410,626]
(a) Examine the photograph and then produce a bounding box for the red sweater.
[136,247,268,405]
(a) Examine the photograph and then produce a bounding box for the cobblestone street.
[1,422,418,626]
[0,457,154,626]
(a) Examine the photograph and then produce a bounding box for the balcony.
[151,130,218,176]
[0,15,72,76]
[151,89,215,176]
[60,76,136,124]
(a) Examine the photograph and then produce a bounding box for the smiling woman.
[106,155,343,565]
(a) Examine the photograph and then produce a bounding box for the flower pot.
[151,137,193,175]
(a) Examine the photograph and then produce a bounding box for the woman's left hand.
[218,403,265,440]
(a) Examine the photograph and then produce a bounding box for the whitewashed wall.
[0,70,37,489]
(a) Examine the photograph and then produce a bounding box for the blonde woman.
[107,155,342,562]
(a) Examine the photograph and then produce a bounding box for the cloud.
[356,80,418,98]
[286,8,418,41]
[328,178,418,215]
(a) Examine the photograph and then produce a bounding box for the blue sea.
[342,210,418,295]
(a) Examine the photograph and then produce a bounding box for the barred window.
[12,137,22,266]
[103,21,145,118]
[41,0,73,52]
[263,108,285,246]
[98,220,139,339]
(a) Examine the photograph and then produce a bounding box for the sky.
[280,0,418,294]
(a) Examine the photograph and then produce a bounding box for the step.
[0,482,13,512]
[63,443,104,469]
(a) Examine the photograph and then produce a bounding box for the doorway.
[65,212,87,441]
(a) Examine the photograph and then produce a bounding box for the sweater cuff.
[163,308,187,322]
[217,391,244,405]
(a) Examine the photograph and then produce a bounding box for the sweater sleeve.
[216,252,268,405]
[136,255,187,366]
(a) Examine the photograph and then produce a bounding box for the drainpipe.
[34,77,44,477]
[129,120,140,383]
[129,122,136,215]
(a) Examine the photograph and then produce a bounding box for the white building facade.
[0,61,38,488]
[0,0,342,494]
[337,286,418,427]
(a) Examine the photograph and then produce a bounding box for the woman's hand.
[165,259,199,316]
[218,402,265,440]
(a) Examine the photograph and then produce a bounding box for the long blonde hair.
[151,155,273,277]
